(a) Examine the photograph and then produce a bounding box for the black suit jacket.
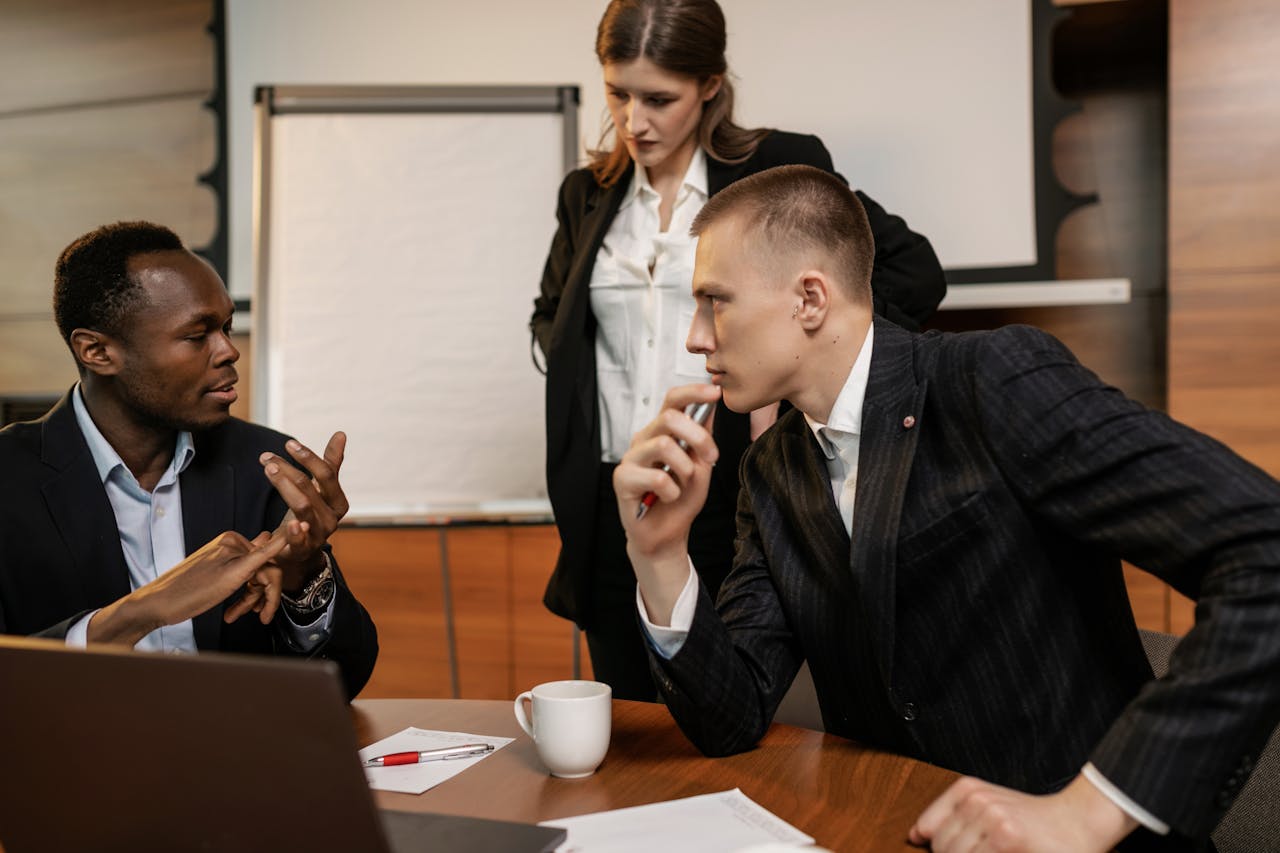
[531,131,947,626]
[654,319,1280,845]
[0,392,378,698]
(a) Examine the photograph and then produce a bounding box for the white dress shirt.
[65,385,335,652]
[591,147,712,462]
[632,324,1166,835]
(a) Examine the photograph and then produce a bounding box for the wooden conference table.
[353,698,961,852]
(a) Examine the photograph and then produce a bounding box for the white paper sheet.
[540,788,814,852]
[359,726,513,794]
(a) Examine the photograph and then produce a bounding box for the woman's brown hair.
[589,0,770,187]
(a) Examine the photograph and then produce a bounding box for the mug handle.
[514,691,535,739]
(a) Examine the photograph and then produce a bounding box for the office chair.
[1140,629,1280,853]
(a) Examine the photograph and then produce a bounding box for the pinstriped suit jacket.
[654,318,1280,845]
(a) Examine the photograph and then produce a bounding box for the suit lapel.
[181,435,236,651]
[850,319,926,688]
[39,392,132,608]
[777,427,849,574]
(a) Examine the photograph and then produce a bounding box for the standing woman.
[531,0,946,700]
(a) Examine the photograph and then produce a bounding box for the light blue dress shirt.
[68,385,198,652]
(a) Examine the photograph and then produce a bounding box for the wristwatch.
[281,553,336,616]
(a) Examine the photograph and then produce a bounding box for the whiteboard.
[254,88,571,518]
[226,0,1035,299]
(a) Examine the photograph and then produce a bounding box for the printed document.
[540,788,814,852]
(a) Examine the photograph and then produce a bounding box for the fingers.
[255,571,283,625]
[282,517,310,551]
[910,777,979,847]
[200,529,254,558]
[222,531,293,623]
[224,585,262,623]
[633,384,721,443]
[283,432,350,518]
[662,382,722,413]
[322,431,347,474]
[615,433,700,506]
[260,453,338,538]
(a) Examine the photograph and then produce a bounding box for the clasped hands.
[88,432,350,646]
[225,431,351,625]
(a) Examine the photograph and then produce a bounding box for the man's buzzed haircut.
[690,164,874,302]
[53,220,185,352]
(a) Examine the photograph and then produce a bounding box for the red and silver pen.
[363,742,494,767]
[636,400,715,519]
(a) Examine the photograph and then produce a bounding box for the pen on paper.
[636,400,715,520]
[363,743,494,767]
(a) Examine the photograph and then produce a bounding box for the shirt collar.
[804,324,875,460]
[625,146,709,207]
[72,383,196,487]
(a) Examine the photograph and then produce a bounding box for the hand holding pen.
[363,743,494,767]
[615,384,721,534]
[612,383,722,625]
[636,399,715,519]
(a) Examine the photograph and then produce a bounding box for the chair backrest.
[1140,629,1280,853]
[774,661,824,731]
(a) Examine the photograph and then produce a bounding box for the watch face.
[288,576,336,613]
[311,578,336,608]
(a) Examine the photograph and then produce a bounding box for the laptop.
[0,636,565,853]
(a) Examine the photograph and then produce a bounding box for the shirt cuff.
[1081,762,1170,836]
[277,595,336,653]
[635,560,699,660]
[64,611,98,648]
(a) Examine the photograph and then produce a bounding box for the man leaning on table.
[611,165,1280,851]
[0,221,378,698]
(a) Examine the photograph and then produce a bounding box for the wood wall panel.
[1123,564,1167,631]
[329,528,452,699]
[0,98,218,316]
[1169,270,1280,475]
[0,0,213,113]
[1168,0,1280,485]
[1167,0,1280,272]
[0,318,77,396]
[0,0,217,404]
[510,525,585,690]
[1052,90,1167,298]
[450,528,516,700]
[229,332,252,422]
[328,526,583,700]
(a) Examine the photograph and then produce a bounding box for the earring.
[792,305,799,319]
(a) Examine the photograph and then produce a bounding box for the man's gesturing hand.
[259,431,349,592]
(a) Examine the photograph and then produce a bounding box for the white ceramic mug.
[513,680,612,778]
